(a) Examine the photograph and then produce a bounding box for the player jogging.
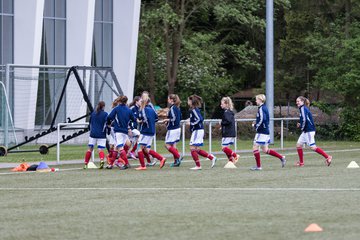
[135,94,166,170]
[163,94,182,167]
[84,101,108,169]
[187,95,217,170]
[251,94,286,171]
[295,96,332,166]
[106,96,135,170]
[220,97,239,164]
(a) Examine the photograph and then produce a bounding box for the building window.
[0,0,14,65]
[37,0,66,125]
[41,0,66,65]
[92,0,113,67]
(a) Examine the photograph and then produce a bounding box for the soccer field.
[1,145,360,240]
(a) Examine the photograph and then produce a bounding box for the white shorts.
[190,129,204,146]
[297,131,316,147]
[115,132,129,148]
[222,137,235,146]
[88,137,106,149]
[165,128,181,144]
[107,127,116,146]
[139,134,154,148]
[253,133,270,146]
[129,129,140,143]
[131,129,140,137]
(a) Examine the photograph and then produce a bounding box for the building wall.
[5,0,140,130]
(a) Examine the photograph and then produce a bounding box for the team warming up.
[84,92,332,170]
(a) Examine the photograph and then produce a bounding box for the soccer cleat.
[129,152,137,160]
[234,154,240,164]
[115,161,124,169]
[120,164,130,170]
[160,158,166,169]
[295,162,304,167]
[83,164,88,170]
[135,166,147,170]
[250,166,262,171]
[280,156,286,168]
[146,161,157,167]
[99,160,105,169]
[105,165,113,169]
[190,166,202,170]
[325,156,332,166]
[170,159,181,167]
[210,155,217,168]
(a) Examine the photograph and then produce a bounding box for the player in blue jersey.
[128,96,141,159]
[220,97,239,164]
[187,95,217,170]
[251,94,286,171]
[135,93,166,170]
[295,96,332,166]
[107,95,136,170]
[163,94,182,167]
[84,101,108,169]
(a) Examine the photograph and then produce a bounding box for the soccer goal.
[0,65,122,158]
[0,81,18,156]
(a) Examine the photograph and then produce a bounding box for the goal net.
[0,65,122,160]
[0,81,18,155]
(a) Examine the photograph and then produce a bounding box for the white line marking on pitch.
[0,187,360,191]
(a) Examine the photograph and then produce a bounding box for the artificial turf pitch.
[1,147,360,240]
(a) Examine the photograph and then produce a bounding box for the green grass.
[1,143,360,239]
[1,140,359,163]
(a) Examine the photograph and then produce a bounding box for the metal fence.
[157,118,299,157]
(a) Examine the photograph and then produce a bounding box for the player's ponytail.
[168,94,181,107]
[304,98,310,107]
[188,95,202,108]
[298,96,310,107]
[96,101,105,113]
[118,95,128,105]
[129,96,140,107]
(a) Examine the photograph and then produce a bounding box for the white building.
[0,0,140,133]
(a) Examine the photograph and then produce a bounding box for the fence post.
[209,121,212,154]
[154,132,157,152]
[4,64,10,147]
[57,123,61,164]
[235,120,238,153]
[182,122,186,157]
[281,119,284,149]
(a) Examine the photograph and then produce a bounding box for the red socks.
[138,151,145,167]
[149,150,164,160]
[84,150,92,164]
[124,144,130,153]
[266,149,283,159]
[191,150,201,167]
[223,147,235,161]
[315,147,329,159]
[99,151,105,161]
[142,149,152,163]
[168,146,180,159]
[297,147,304,164]
[253,150,261,168]
[131,142,138,153]
[197,149,213,160]
[120,149,129,165]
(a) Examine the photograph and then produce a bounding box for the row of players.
[84,92,332,170]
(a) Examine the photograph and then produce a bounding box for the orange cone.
[11,163,30,172]
[304,223,323,232]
